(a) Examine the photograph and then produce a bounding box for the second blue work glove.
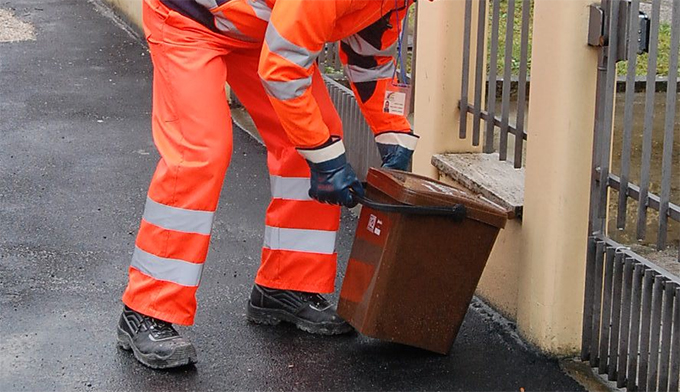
[375,131,420,171]
[298,137,364,208]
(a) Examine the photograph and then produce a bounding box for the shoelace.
[142,316,178,339]
[299,292,330,309]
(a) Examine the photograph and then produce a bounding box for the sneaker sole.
[246,301,354,336]
[116,326,197,370]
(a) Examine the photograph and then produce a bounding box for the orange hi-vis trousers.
[122,0,342,325]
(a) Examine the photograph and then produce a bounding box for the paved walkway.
[0,1,587,390]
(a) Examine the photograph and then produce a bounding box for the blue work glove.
[298,138,364,208]
[375,131,420,171]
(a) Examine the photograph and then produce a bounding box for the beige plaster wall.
[104,0,143,30]
[415,0,521,322]
[516,0,599,355]
[412,0,483,179]
[439,175,521,319]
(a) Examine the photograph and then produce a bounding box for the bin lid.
[366,168,509,228]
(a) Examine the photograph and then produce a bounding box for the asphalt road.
[0,1,586,391]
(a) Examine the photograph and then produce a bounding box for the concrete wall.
[516,0,598,355]
[439,174,522,319]
[412,0,482,178]
[104,0,142,30]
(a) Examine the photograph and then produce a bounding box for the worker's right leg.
[225,49,352,335]
[117,0,234,369]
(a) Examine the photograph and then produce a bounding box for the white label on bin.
[367,214,383,236]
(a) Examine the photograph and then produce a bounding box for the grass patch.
[617,22,674,77]
[493,0,534,77]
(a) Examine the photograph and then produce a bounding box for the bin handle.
[352,192,467,222]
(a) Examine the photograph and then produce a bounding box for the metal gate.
[582,0,680,390]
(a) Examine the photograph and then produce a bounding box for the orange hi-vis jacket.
[161,0,414,148]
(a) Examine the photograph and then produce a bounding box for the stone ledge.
[432,153,524,219]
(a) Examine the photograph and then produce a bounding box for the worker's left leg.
[118,0,235,369]
[225,48,352,335]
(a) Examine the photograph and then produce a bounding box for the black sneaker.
[246,284,354,335]
[116,306,197,369]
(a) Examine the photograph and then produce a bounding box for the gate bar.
[459,0,473,139]
[513,0,531,168]
[636,0,662,241]
[472,0,487,146]
[647,275,664,391]
[669,286,680,392]
[638,268,654,391]
[597,0,621,224]
[657,0,680,250]
[499,0,516,161]
[616,257,634,387]
[616,0,640,230]
[626,263,644,391]
[599,247,616,373]
[484,0,502,153]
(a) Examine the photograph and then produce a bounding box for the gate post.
[412,0,483,178]
[516,0,600,354]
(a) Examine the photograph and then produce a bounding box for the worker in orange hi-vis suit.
[117,0,418,369]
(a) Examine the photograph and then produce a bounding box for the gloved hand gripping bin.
[338,168,508,354]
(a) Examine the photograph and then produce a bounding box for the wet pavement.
[0,1,587,391]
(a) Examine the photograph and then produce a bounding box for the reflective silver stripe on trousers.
[130,247,204,287]
[265,24,319,69]
[143,197,214,235]
[214,14,257,42]
[345,62,395,83]
[270,176,312,201]
[342,34,397,57]
[248,0,271,21]
[263,226,336,255]
[261,76,312,101]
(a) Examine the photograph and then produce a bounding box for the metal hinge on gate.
[588,1,651,61]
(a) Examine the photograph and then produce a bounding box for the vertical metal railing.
[459,0,533,168]
[595,0,680,260]
[318,42,343,76]
[583,0,680,390]
[323,77,381,181]
[582,235,680,391]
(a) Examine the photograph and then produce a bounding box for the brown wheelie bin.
[338,168,508,354]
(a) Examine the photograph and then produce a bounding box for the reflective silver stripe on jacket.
[345,62,395,83]
[375,132,419,150]
[265,24,319,69]
[270,176,312,201]
[263,226,336,255]
[214,14,257,42]
[248,0,271,21]
[196,0,220,9]
[142,197,214,235]
[297,139,345,164]
[342,34,398,57]
[261,76,312,101]
[130,247,204,287]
